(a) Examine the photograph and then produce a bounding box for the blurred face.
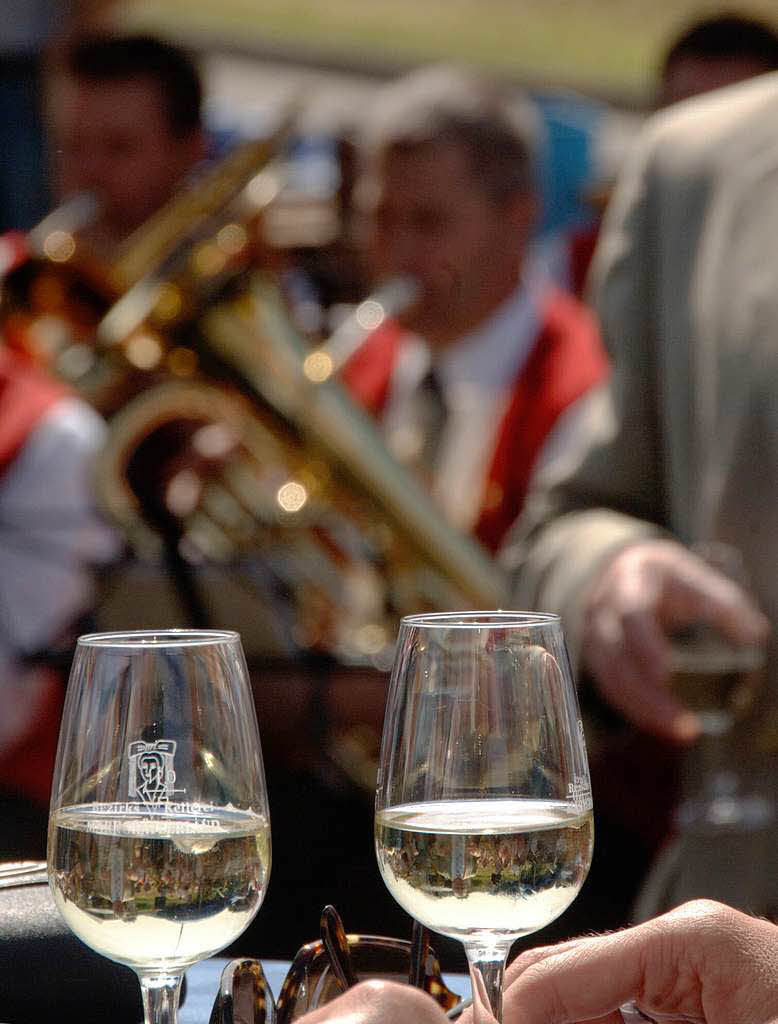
[357,141,534,346]
[659,55,771,107]
[53,75,204,241]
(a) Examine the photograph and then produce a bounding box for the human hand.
[298,979,449,1023]
[580,539,768,742]
[497,899,778,1024]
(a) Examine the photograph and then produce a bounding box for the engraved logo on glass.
[567,776,593,812]
[128,739,179,805]
[569,721,592,811]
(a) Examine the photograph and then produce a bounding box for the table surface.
[181,957,471,1023]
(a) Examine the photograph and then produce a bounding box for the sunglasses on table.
[209,905,463,1024]
[208,906,672,1024]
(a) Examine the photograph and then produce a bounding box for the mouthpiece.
[303,275,420,383]
[27,192,102,259]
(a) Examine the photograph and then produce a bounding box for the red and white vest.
[341,286,609,554]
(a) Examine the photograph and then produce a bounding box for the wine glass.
[47,630,271,1024]
[667,542,770,831]
[375,611,593,1023]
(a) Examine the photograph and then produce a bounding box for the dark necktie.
[416,367,447,479]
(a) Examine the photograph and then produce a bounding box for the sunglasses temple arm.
[321,905,360,991]
[446,996,473,1020]
[408,920,431,988]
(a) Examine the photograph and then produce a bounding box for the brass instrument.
[2,132,287,399]
[0,125,509,671]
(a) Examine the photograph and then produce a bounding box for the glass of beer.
[375,612,593,1023]
[47,630,271,1024]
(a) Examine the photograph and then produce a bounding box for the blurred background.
[108,0,778,243]
[3,0,778,968]
[120,0,778,102]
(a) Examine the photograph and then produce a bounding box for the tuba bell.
[0,121,509,672]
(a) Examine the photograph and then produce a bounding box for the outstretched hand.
[499,900,778,1024]
[295,902,778,1024]
[581,539,768,741]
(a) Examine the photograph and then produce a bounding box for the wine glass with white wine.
[47,630,271,1024]
[375,612,593,1023]
[668,542,769,831]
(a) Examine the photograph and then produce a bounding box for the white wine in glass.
[667,542,769,831]
[48,630,271,1024]
[375,612,593,1023]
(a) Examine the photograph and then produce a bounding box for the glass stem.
[465,943,510,1023]
[138,971,184,1024]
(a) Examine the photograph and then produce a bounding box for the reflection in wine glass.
[47,630,271,1024]
[375,612,593,1023]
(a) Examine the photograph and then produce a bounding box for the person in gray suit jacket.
[502,71,778,921]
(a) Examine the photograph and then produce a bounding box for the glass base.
[675,771,775,832]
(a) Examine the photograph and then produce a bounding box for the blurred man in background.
[0,1,117,234]
[657,11,778,108]
[50,33,207,252]
[547,12,778,312]
[344,66,608,555]
[505,68,778,922]
[499,16,778,928]
[0,31,206,859]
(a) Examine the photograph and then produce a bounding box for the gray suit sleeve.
[500,131,667,665]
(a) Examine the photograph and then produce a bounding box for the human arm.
[502,102,771,741]
[580,537,768,741]
[507,366,767,743]
[502,122,669,673]
[0,397,118,651]
[0,396,119,756]
[498,899,778,1024]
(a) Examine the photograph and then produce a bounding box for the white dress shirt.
[381,277,598,532]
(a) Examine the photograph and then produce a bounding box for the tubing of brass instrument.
[303,275,420,382]
[96,157,289,350]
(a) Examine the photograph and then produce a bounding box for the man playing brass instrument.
[278,66,611,955]
[0,33,205,858]
[321,68,610,814]
[344,66,609,553]
[51,33,207,253]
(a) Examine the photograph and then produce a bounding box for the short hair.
[66,34,203,138]
[662,12,778,77]
[359,65,541,205]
